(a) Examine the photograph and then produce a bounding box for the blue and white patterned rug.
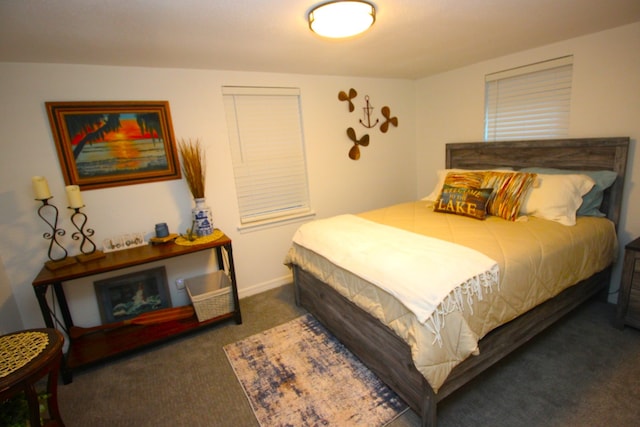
[224,313,408,427]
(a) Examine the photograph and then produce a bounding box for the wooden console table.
[32,231,242,384]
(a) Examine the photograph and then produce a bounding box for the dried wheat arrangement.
[178,138,206,199]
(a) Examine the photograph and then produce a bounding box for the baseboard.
[238,273,293,299]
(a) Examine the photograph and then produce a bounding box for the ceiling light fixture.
[308,1,376,38]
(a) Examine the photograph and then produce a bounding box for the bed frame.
[293,137,629,427]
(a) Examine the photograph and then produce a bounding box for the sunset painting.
[68,112,168,178]
[46,101,181,190]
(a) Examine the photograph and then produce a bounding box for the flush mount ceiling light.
[308,1,376,38]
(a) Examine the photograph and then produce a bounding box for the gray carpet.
[57,284,640,427]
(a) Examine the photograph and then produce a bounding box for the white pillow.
[423,168,513,202]
[520,174,595,226]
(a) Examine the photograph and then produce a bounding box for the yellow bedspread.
[285,200,617,392]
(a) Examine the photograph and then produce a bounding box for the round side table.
[0,328,65,427]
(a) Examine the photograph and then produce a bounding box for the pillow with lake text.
[434,184,493,220]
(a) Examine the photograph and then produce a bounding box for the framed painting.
[46,101,181,190]
[94,266,172,324]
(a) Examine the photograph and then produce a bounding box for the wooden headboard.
[445,137,629,227]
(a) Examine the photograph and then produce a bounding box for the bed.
[285,138,629,427]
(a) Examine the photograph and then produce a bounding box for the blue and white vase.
[192,198,213,237]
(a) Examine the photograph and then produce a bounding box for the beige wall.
[0,258,21,334]
[415,22,640,299]
[0,65,416,330]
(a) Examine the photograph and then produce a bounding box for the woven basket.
[186,271,234,322]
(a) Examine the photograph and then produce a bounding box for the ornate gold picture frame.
[46,101,181,190]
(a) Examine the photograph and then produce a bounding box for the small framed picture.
[94,266,171,323]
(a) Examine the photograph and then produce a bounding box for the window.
[222,86,312,228]
[484,56,573,141]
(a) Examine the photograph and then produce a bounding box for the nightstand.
[616,237,640,329]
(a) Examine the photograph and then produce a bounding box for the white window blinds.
[222,86,311,226]
[484,56,573,141]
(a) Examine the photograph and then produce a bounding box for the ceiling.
[1,0,639,80]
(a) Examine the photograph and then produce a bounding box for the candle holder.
[69,206,105,262]
[36,197,77,270]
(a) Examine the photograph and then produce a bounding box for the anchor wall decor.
[337,88,399,160]
[359,95,379,129]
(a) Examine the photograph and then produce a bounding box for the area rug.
[224,313,408,427]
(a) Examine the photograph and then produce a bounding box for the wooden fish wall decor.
[337,88,399,160]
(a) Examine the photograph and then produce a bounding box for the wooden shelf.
[33,235,231,286]
[31,231,242,383]
[66,312,234,370]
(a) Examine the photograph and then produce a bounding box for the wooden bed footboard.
[294,264,611,427]
[293,266,436,423]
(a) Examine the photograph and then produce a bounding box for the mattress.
[285,200,618,392]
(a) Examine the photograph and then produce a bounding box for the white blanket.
[292,215,500,342]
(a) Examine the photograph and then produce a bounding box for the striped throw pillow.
[442,171,486,190]
[481,171,537,221]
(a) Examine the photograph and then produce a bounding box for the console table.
[32,231,242,384]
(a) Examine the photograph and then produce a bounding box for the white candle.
[65,185,84,208]
[32,176,51,199]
